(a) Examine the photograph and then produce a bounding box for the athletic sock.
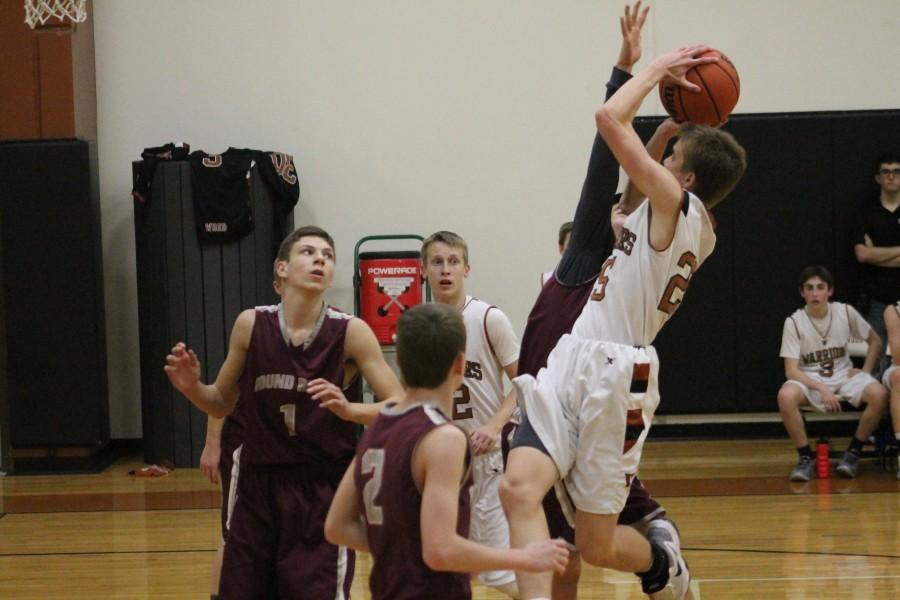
[848,436,865,454]
[638,540,669,594]
[798,445,814,458]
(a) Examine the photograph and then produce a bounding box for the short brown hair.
[558,221,574,247]
[798,265,834,291]
[422,230,468,265]
[276,226,335,262]
[396,303,466,389]
[679,124,747,208]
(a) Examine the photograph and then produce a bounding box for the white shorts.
[883,365,900,390]
[513,334,659,516]
[784,371,877,411]
[469,449,515,587]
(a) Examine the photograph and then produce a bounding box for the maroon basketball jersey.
[518,276,594,376]
[354,402,473,600]
[238,304,362,471]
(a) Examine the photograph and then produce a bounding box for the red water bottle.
[816,438,830,479]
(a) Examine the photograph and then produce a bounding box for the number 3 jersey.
[571,192,716,346]
[237,304,361,472]
[354,402,473,600]
[780,302,871,385]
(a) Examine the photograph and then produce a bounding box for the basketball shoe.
[835,450,859,478]
[646,518,690,600]
[789,455,815,482]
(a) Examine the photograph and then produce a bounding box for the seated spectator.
[777,265,887,481]
[880,303,900,478]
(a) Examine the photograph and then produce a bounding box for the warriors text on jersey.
[571,192,716,346]
[354,402,473,600]
[237,303,361,472]
[780,302,871,384]
[451,297,519,430]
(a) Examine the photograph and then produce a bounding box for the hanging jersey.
[571,192,716,346]
[238,304,362,473]
[355,402,472,600]
[189,148,255,244]
[451,297,519,432]
[780,302,871,384]
[188,147,300,246]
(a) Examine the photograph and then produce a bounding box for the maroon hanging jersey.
[238,304,362,472]
[354,402,473,600]
[518,276,594,376]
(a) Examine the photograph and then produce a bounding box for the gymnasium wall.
[90,1,900,437]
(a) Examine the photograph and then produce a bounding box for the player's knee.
[777,386,801,412]
[575,538,614,568]
[499,473,540,516]
[864,385,888,411]
[890,370,900,393]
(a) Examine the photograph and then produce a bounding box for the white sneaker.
[646,518,690,600]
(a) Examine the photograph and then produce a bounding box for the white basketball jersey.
[451,297,517,434]
[780,302,870,384]
[571,193,716,346]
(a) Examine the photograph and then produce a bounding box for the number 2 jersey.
[354,402,473,600]
[452,297,519,430]
[237,303,362,474]
[571,192,716,346]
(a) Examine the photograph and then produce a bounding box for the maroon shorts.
[219,418,244,539]
[220,464,355,600]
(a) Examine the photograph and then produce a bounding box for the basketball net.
[24,0,87,29]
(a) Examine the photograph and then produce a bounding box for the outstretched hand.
[652,44,717,93]
[520,538,571,574]
[164,342,201,395]
[308,378,359,422]
[616,0,650,72]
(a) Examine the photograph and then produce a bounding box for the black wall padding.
[133,161,293,467]
[0,139,109,448]
[635,110,900,415]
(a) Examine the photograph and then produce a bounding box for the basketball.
[658,49,740,127]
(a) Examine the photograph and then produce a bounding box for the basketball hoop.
[24,0,87,29]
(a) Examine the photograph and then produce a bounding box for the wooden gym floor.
[2,438,899,599]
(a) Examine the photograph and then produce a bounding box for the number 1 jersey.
[237,304,361,471]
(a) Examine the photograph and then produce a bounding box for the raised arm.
[164,309,253,418]
[596,46,716,230]
[556,2,648,284]
[618,118,682,214]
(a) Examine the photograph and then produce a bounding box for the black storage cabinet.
[134,160,292,467]
[0,139,109,470]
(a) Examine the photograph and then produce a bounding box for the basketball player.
[778,265,887,481]
[165,225,404,600]
[200,264,282,600]
[880,301,900,478]
[422,230,521,597]
[500,43,747,600]
[506,4,696,599]
[324,303,569,600]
